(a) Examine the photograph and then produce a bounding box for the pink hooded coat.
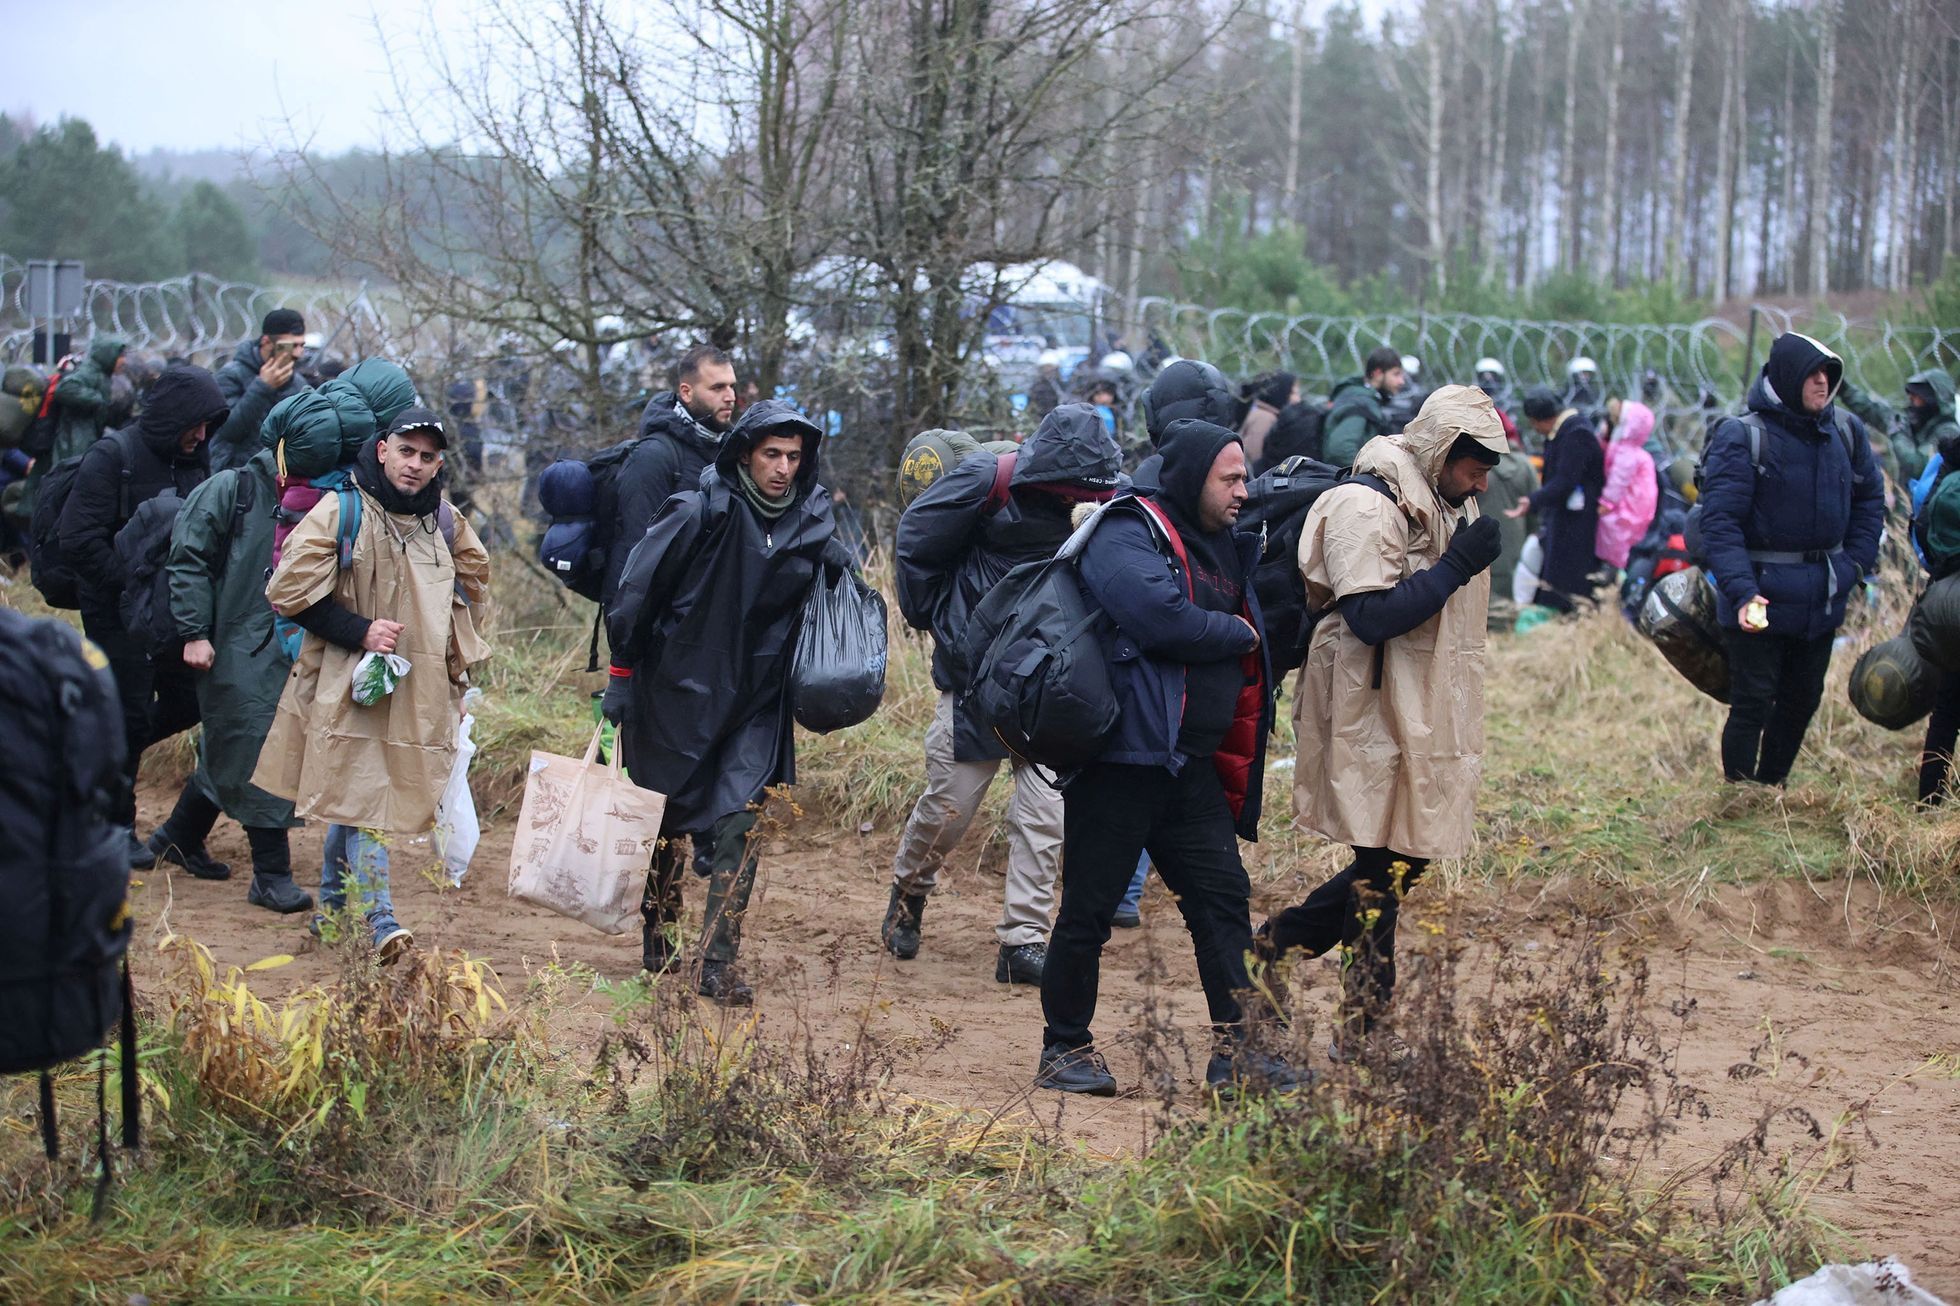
[1595,400,1658,570]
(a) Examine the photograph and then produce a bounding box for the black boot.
[127,828,156,870]
[643,920,678,974]
[880,884,927,960]
[147,783,231,880]
[697,958,753,1006]
[244,826,314,914]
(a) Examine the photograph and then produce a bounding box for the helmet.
[1568,355,1598,377]
[1473,357,1504,378]
[1400,354,1422,379]
[1099,351,1134,376]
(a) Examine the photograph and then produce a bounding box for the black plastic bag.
[1638,566,1730,703]
[1848,635,1937,731]
[792,569,889,733]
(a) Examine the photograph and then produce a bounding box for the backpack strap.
[334,485,361,570]
[983,451,1017,516]
[112,428,142,522]
[1129,496,1194,600]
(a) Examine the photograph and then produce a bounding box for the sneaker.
[1035,1043,1118,1096]
[1205,1047,1315,1098]
[697,958,754,1006]
[1111,908,1141,929]
[127,830,156,871]
[247,874,315,915]
[880,884,927,960]
[374,920,415,965]
[148,833,232,881]
[995,942,1047,985]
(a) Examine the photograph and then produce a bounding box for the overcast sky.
[4,0,450,156]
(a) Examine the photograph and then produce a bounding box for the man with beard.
[1322,346,1407,468]
[603,401,846,1004]
[605,344,739,602]
[209,309,311,473]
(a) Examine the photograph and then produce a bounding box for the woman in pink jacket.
[1596,399,1659,572]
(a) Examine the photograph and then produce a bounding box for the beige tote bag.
[508,728,666,934]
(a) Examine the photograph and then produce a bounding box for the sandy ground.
[132,784,1960,1295]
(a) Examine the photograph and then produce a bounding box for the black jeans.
[82,610,202,826]
[1719,628,1835,784]
[1041,760,1253,1051]
[1262,847,1430,1024]
[1919,670,1960,804]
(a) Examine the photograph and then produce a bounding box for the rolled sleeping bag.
[1909,573,1960,675]
[1848,635,1937,731]
[897,428,985,507]
[1638,566,1730,703]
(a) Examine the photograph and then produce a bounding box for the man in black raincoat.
[603,400,843,1004]
[885,404,1122,982]
[1510,386,1604,613]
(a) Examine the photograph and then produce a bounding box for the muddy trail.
[131,782,1960,1295]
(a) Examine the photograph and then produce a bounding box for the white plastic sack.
[508,727,666,934]
[351,651,411,705]
[435,696,481,886]
[1512,532,1544,607]
[1752,1259,1947,1306]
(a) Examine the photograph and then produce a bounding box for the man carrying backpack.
[1321,346,1407,468]
[602,400,844,1004]
[57,363,226,870]
[49,336,129,464]
[1265,385,1507,1058]
[163,392,353,918]
[604,344,739,602]
[884,405,1122,981]
[1698,333,1883,788]
[255,407,493,962]
[1036,419,1308,1098]
[209,308,311,473]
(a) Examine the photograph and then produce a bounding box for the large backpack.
[536,438,642,602]
[28,427,143,610]
[0,608,139,1209]
[115,477,257,659]
[1239,456,1395,677]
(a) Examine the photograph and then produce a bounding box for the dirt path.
[131,784,1960,1294]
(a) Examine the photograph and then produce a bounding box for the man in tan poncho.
[1260,385,1507,1055]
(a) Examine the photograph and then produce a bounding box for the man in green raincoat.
[50,336,128,463]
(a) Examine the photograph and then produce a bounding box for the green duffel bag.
[1849,635,1937,730]
[897,428,985,507]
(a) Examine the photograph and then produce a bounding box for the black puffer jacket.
[603,391,726,603]
[57,364,224,623]
[897,404,1121,756]
[606,400,837,831]
[209,338,310,472]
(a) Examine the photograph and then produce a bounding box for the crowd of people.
[5,308,1957,1101]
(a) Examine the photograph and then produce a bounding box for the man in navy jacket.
[1034,419,1308,1099]
[1699,332,1884,785]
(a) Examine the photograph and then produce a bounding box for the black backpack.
[536,438,642,602]
[114,475,255,660]
[1240,456,1395,677]
[0,608,139,1211]
[1255,400,1331,473]
[29,427,142,610]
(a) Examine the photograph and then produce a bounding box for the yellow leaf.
[246,955,296,972]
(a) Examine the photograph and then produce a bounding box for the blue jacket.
[1699,347,1884,639]
[1074,495,1273,840]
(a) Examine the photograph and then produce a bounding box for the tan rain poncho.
[253,486,492,834]
[1291,384,1508,859]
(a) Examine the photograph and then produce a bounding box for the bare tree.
[1592,0,1624,283]
[1808,0,1838,296]
[1558,0,1587,271]
[1664,0,1699,288]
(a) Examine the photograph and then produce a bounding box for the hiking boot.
[1205,1047,1315,1099]
[697,959,754,1007]
[1111,907,1141,929]
[247,874,315,915]
[642,921,679,975]
[374,919,415,965]
[995,942,1047,985]
[127,829,156,870]
[148,832,231,881]
[880,884,927,960]
[1035,1043,1118,1096]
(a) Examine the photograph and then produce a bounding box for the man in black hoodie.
[209,308,310,472]
[603,400,844,1005]
[885,405,1122,982]
[604,344,738,603]
[1036,419,1307,1099]
[58,363,227,870]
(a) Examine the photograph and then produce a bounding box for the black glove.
[1441,515,1503,582]
[601,672,633,726]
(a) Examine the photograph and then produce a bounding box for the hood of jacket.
[1354,384,1505,539]
[229,337,266,373]
[136,363,228,462]
[262,386,372,480]
[1906,368,1957,430]
[1326,374,1377,408]
[1754,333,1844,432]
[87,336,128,373]
[1014,403,1123,492]
[1154,418,1242,525]
[1611,399,1656,448]
[324,361,421,439]
[713,398,823,497]
[1144,359,1236,444]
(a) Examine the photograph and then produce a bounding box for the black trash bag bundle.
[1909,574,1960,676]
[1638,566,1730,703]
[791,568,889,732]
[1848,635,1937,730]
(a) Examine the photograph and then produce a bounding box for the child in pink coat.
[1596,400,1659,572]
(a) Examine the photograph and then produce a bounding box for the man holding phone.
[210,309,311,472]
